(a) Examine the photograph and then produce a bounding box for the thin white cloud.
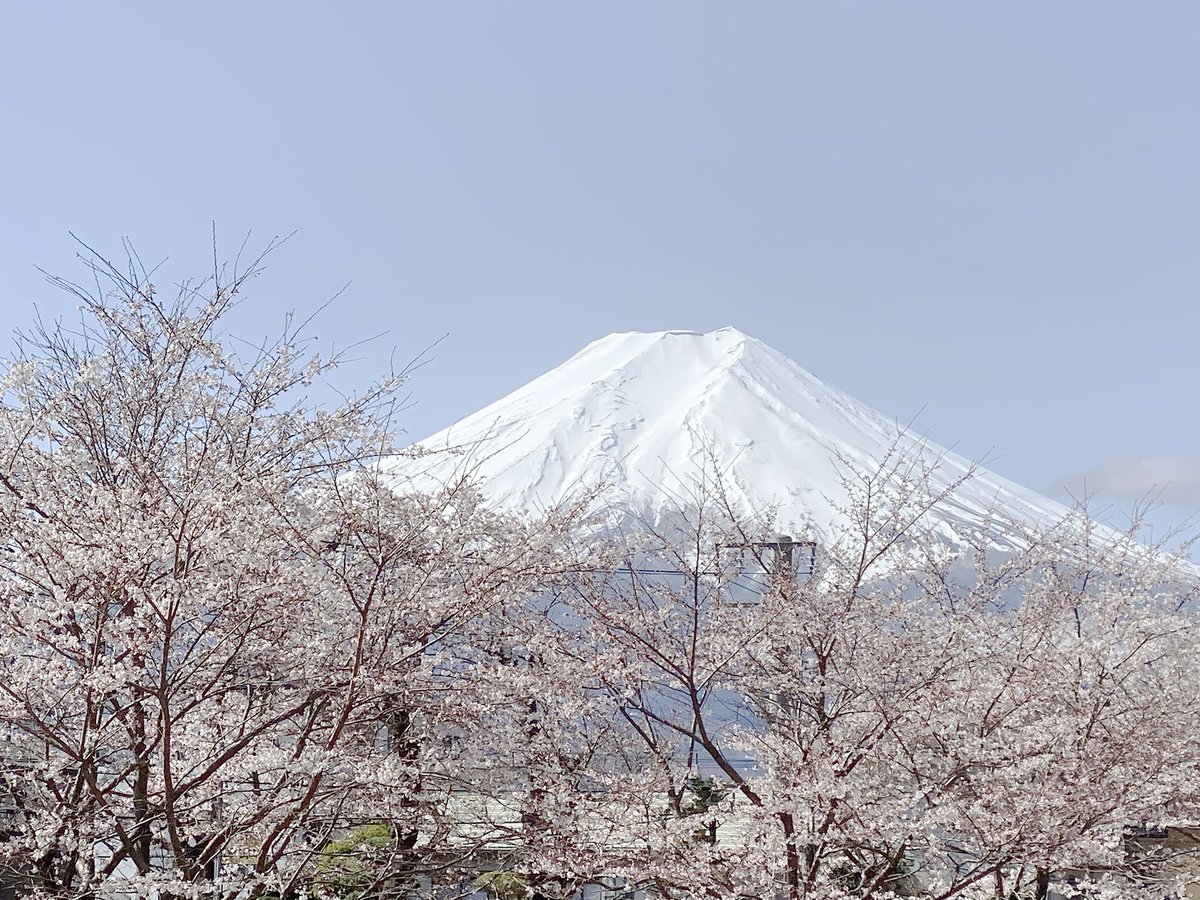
[1052,456,1200,508]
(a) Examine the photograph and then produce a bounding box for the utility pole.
[717,536,816,581]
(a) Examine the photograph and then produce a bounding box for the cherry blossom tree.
[0,245,576,899]
[512,449,1200,900]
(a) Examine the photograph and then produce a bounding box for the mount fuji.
[386,327,1073,549]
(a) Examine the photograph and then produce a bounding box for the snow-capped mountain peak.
[386,328,1072,547]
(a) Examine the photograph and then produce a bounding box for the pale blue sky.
[2,3,1198,527]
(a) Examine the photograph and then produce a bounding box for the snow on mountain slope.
[385,327,1073,548]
